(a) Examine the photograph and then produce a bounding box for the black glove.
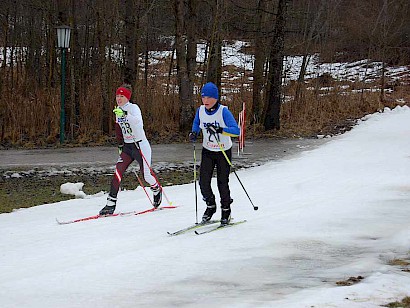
[189,132,197,143]
[207,124,223,135]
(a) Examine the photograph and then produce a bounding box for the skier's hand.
[118,144,123,155]
[207,124,223,135]
[113,107,127,117]
[189,132,197,143]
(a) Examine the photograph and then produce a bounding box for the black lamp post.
[56,25,72,144]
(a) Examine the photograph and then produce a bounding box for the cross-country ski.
[167,220,220,236]
[194,220,247,235]
[56,205,177,225]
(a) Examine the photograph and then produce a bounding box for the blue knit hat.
[201,82,219,100]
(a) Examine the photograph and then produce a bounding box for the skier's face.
[202,96,217,110]
[116,94,128,106]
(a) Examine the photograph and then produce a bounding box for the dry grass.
[335,275,364,286]
[1,87,61,147]
[1,65,408,148]
[383,297,410,308]
[278,78,405,137]
[388,259,410,267]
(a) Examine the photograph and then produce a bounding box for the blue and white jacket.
[192,103,240,151]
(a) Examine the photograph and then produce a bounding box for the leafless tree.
[205,0,223,87]
[0,0,409,145]
[264,0,289,130]
[252,0,269,124]
[174,0,197,131]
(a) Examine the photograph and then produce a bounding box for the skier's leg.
[200,148,217,221]
[137,140,162,207]
[216,148,232,224]
[100,148,133,215]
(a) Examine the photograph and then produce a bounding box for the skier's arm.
[191,108,201,135]
[222,108,240,137]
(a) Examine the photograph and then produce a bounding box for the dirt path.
[0,138,327,170]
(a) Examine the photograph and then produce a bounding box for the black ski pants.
[199,147,232,208]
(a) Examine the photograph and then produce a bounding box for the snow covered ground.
[1,106,410,308]
[149,41,410,88]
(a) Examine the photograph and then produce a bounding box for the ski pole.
[214,135,258,211]
[193,143,199,224]
[117,112,172,206]
[134,141,173,206]
[134,171,153,206]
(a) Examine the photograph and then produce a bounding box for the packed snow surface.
[1,106,410,307]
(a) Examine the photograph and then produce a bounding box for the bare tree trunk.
[380,0,388,104]
[175,0,197,131]
[166,47,175,95]
[124,0,137,85]
[143,21,150,116]
[252,0,267,124]
[144,30,149,88]
[134,13,141,87]
[185,0,197,125]
[206,0,222,87]
[264,0,288,131]
[0,6,9,144]
[175,0,188,128]
[293,0,326,113]
[200,41,209,85]
[292,53,310,115]
[96,5,110,135]
[68,0,80,140]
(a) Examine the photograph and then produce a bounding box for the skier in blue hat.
[189,82,240,225]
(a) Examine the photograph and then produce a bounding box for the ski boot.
[151,184,162,208]
[99,196,117,215]
[220,208,231,226]
[220,199,233,225]
[202,197,216,223]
